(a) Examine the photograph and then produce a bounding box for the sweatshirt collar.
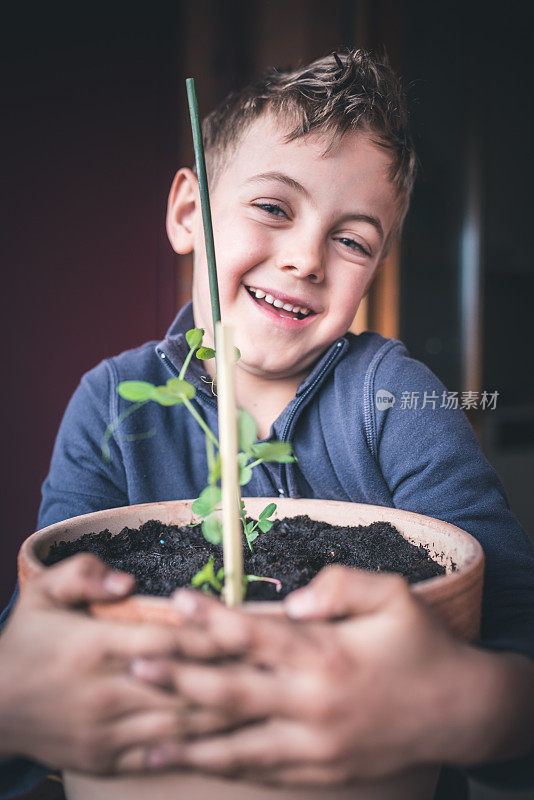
[157,302,211,393]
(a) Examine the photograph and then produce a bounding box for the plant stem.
[238,497,255,552]
[181,396,219,448]
[178,347,196,381]
[101,401,147,460]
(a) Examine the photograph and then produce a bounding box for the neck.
[202,358,309,440]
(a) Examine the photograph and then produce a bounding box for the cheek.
[214,221,271,290]
[329,269,371,324]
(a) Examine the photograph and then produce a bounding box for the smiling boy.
[169,113,397,438]
[1,49,533,797]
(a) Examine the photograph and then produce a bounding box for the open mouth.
[244,285,316,321]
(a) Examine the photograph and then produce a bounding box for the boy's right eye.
[252,202,289,219]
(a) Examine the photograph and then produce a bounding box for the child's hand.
[0,554,229,774]
[133,566,514,786]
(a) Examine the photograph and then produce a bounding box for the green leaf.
[245,521,256,534]
[191,557,221,591]
[186,328,204,348]
[192,485,222,517]
[258,519,273,533]
[237,452,253,486]
[150,386,181,406]
[233,346,241,362]
[247,531,259,543]
[239,465,253,486]
[202,514,223,545]
[149,379,196,407]
[216,567,225,582]
[165,379,196,400]
[238,410,258,452]
[208,454,221,484]
[251,441,296,463]
[196,346,216,359]
[259,502,277,520]
[118,381,155,402]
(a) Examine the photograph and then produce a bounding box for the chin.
[237,351,301,379]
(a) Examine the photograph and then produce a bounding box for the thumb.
[284,565,408,620]
[29,553,135,607]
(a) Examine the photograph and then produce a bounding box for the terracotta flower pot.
[18,498,485,800]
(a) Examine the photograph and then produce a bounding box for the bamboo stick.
[186,77,221,332]
[215,322,243,606]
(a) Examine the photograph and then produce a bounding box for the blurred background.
[1,5,533,794]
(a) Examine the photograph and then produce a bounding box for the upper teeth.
[248,287,310,316]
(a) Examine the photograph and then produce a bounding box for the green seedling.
[191,557,282,597]
[104,327,296,595]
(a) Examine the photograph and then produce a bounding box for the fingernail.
[129,658,161,681]
[146,744,181,769]
[172,589,199,617]
[104,571,134,595]
[284,587,317,618]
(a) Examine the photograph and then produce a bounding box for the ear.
[166,168,199,254]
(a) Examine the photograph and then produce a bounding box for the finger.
[131,622,249,662]
[149,660,297,717]
[130,659,329,723]
[113,745,148,772]
[145,720,314,774]
[105,673,262,734]
[90,675,188,720]
[172,590,254,656]
[97,619,221,662]
[30,553,135,607]
[284,565,409,620]
[172,590,319,668]
[110,706,237,757]
[129,657,177,690]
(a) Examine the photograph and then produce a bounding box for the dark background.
[2,1,533,607]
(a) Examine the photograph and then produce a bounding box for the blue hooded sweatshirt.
[2,301,533,796]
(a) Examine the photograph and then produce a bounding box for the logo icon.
[375,389,395,410]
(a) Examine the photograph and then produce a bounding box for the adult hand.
[0,554,230,775]
[133,566,498,786]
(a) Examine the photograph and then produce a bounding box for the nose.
[276,231,325,283]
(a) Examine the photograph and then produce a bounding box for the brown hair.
[201,48,417,239]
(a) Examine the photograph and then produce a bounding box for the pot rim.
[18,498,485,616]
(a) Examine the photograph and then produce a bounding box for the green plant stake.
[186,77,220,332]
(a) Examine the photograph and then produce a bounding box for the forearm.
[424,646,534,768]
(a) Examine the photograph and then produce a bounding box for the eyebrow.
[244,171,384,243]
[244,171,312,198]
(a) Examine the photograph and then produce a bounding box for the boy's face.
[170,113,399,381]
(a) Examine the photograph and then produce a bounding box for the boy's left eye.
[334,237,371,257]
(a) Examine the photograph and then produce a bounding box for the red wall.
[1,7,183,605]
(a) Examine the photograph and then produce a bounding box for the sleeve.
[370,343,534,789]
[37,357,129,529]
[0,760,49,799]
[0,359,129,798]
[371,343,534,660]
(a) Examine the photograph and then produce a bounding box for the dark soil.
[45,515,447,602]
